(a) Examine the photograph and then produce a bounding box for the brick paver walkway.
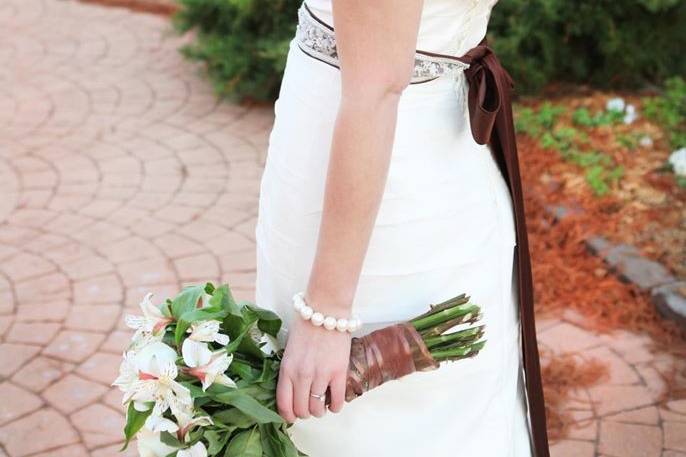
[1,1,684,456]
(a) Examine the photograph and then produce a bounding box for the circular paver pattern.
[1,1,685,456]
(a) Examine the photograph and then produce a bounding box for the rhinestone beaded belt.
[295,3,471,84]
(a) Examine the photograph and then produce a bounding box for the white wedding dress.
[255,1,534,455]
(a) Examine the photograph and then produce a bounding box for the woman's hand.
[277,313,352,422]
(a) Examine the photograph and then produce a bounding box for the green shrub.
[173,0,686,100]
[488,0,686,94]
[642,76,686,149]
[173,0,300,101]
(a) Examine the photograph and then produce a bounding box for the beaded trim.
[295,4,470,84]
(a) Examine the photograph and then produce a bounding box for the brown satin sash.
[457,40,551,457]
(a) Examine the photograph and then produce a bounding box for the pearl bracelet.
[292,292,361,333]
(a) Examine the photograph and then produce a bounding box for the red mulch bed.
[517,91,686,441]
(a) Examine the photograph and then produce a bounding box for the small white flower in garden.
[177,442,208,457]
[182,339,236,391]
[187,320,230,345]
[125,293,173,347]
[623,104,638,124]
[669,148,686,176]
[119,342,193,420]
[639,135,653,147]
[136,426,178,457]
[606,97,626,112]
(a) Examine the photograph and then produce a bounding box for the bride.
[255,0,550,456]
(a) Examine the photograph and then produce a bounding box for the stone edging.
[545,203,686,330]
[585,236,686,330]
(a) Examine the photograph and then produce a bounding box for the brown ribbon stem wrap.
[344,324,439,402]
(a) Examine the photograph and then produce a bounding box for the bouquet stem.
[344,294,485,401]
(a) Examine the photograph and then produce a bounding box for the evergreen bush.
[173,0,686,100]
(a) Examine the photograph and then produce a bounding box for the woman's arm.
[277,0,424,422]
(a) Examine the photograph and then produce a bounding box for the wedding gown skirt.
[254,12,533,457]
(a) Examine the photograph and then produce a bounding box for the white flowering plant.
[115,283,485,456]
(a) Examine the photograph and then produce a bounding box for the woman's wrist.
[303,285,354,315]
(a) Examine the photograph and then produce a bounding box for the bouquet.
[114,282,486,457]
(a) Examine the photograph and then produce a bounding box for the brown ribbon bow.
[458,40,551,457]
[459,41,514,147]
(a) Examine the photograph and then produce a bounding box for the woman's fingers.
[328,371,346,413]
[292,368,313,419]
[276,369,296,423]
[309,375,329,418]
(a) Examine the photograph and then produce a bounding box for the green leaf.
[225,427,262,457]
[259,424,299,457]
[212,408,256,428]
[257,359,278,383]
[206,430,230,456]
[212,284,242,317]
[228,359,259,381]
[259,424,281,457]
[246,304,282,337]
[276,424,300,457]
[171,285,206,319]
[210,390,283,424]
[121,403,153,450]
[224,326,250,354]
[160,431,183,448]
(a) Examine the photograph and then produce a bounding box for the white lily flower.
[178,442,208,457]
[125,293,173,347]
[182,339,236,391]
[669,148,686,176]
[187,320,230,345]
[137,426,178,457]
[606,97,625,112]
[120,342,192,420]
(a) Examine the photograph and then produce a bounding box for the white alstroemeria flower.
[178,442,208,457]
[125,293,173,347]
[182,339,236,391]
[623,104,638,124]
[137,426,178,457]
[120,342,192,419]
[669,148,686,176]
[606,97,625,112]
[187,320,230,346]
[259,333,280,355]
[172,403,213,442]
[199,292,213,309]
[112,351,138,392]
[144,414,179,434]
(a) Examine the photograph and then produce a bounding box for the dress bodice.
[304,0,499,57]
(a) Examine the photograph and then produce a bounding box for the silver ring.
[310,392,325,402]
